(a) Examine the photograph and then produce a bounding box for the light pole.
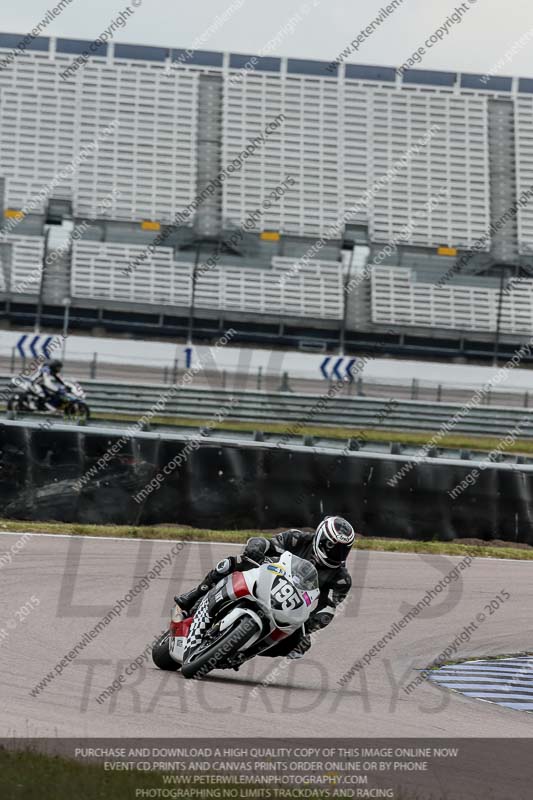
[493,266,505,367]
[61,297,71,360]
[340,244,356,356]
[187,240,201,345]
[35,227,51,333]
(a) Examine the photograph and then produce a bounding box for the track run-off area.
[1,530,532,741]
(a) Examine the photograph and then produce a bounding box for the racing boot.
[175,557,237,614]
[174,581,212,614]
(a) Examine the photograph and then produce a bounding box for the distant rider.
[29,359,67,411]
[175,516,355,661]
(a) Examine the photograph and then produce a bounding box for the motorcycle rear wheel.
[152,630,179,671]
[181,616,260,680]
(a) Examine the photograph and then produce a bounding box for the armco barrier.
[1,420,532,542]
[1,375,533,438]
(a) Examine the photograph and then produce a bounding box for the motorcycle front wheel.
[181,616,260,680]
[6,394,22,420]
[63,401,90,425]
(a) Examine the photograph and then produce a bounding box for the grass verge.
[90,410,533,456]
[1,519,532,560]
[0,747,442,800]
[0,748,166,800]
[4,404,533,454]
[430,651,533,670]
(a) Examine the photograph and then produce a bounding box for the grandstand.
[0,32,533,358]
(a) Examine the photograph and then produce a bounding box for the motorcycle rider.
[29,359,67,411]
[175,516,355,660]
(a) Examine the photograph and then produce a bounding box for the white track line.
[0,530,243,547]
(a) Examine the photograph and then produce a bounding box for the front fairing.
[255,552,320,627]
[180,552,320,662]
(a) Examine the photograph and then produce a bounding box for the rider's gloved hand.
[307,610,335,633]
[242,537,269,564]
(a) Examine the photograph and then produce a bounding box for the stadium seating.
[10,228,533,333]
[372,266,533,335]
[0,231,344,321]
[4,236,44,295]
[69,241,343,320]
[71,241,190,306]
[0,54,197,225]
[2,35,533,340]
[0,36,522,248]
[515,96,533,253]
[197,265,342,319]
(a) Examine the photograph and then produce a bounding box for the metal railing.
[3,352,533,409]
[2,374,533,439]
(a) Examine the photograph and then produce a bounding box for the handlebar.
[241,555,262,568]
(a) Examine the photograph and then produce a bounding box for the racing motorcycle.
[6,378,90,423]
[152,551,320,679]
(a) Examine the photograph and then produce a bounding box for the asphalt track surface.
[1,531,532,743]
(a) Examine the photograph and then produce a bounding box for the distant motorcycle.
[152,551,320,679]
[6,378,90,423]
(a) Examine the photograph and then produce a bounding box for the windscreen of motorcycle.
[256,552,320,627]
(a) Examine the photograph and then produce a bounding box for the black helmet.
[312,516,356,567]
[48,359,63,375]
